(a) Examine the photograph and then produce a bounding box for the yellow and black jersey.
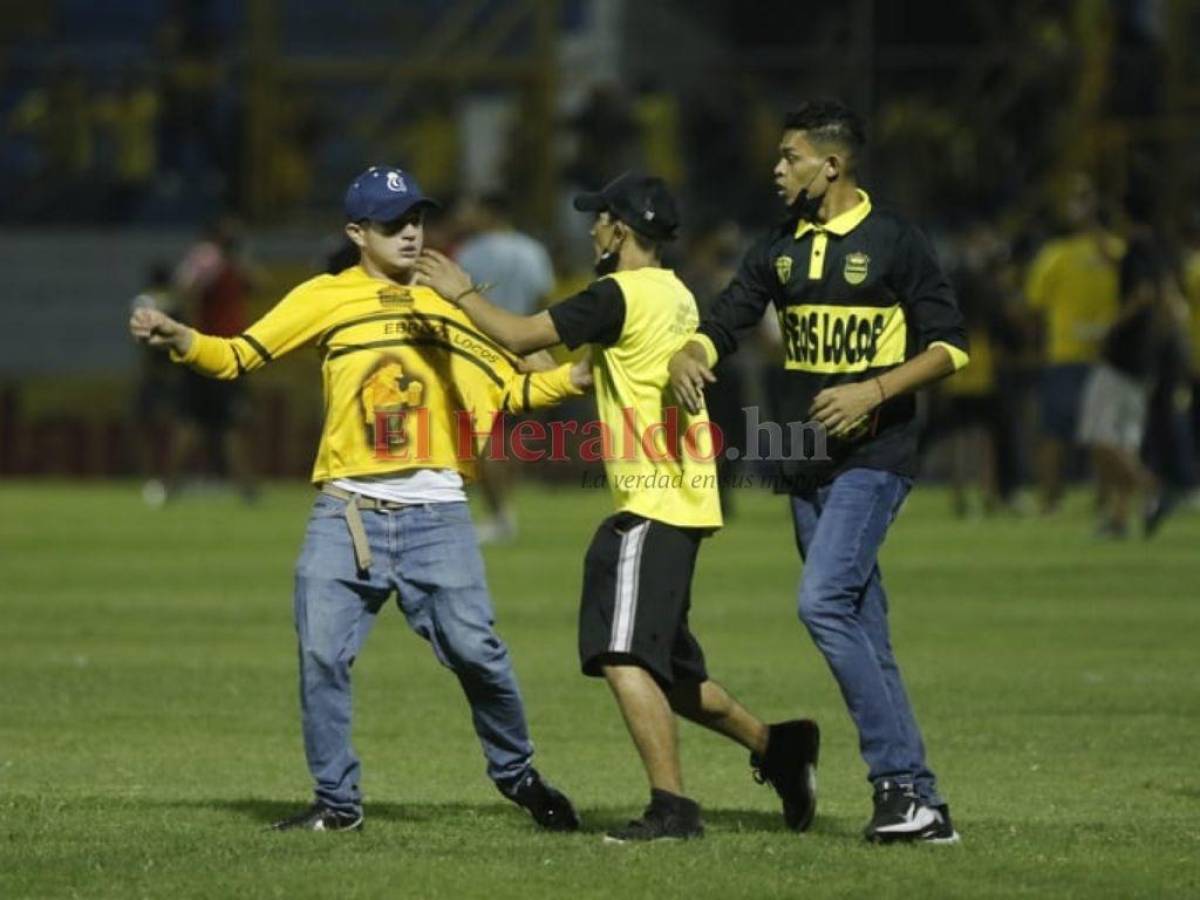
[175,264,582,483]
[549,268,722,530]
[693,190,969,488]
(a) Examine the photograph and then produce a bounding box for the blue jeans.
[293,493,534,815]
[790,467,943,807]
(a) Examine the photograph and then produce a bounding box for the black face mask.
[788,166,827,222]
[593,232,623,277]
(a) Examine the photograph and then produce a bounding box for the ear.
[825,155,841,182]
[345,221,366,248]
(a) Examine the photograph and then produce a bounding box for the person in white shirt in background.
[455,190,556,543]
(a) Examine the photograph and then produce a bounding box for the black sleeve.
[696,234,778,360]
[547,277,626,349]
[894,223,969,354]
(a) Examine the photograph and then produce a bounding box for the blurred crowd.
[5,1,1199,536]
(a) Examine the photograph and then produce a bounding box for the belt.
[320,484,413,572]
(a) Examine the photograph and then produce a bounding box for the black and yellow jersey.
[549,268,723,530]
[175,264,582,483]
[692,190,968,488]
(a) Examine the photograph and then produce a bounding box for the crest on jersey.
[774,255,793,284]
[361,360,425,458]
[378,287,413,306]
[386,172,407,192]
[844,252,870,285]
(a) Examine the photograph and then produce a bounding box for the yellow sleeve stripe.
[691,333,720,368]
[931,341,970,371]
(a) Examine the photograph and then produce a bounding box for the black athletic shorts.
[578,512,709,687]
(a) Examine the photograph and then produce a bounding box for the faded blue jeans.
[293,493,534,816]
[790,467,943,807]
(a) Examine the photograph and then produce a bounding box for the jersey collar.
[794,189,872,238]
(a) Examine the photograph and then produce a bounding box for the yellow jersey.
[1025,232,1124,364]
[548,267,723,530]
[176,264,582,483]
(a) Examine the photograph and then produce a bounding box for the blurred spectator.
[171,217,259,501]
[154,3,222,187]
[454,191,556,542]
[1139,201,1196,515]
[1185,211,1200,478]
[130,263,184,506]
[633,80,684,188]
[564,82,639,189]
[8,63,94,176]
[94,69,160,221]
[1023,174,1124,513]
[7,63,96,218]
[1077,197,1182,538]
[380,90,460,202]
[933,223,1029,517]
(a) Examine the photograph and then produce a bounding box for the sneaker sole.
[602,833,699,845]
[785,721,820,832]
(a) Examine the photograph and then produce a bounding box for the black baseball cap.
[344,166,439,222]
[573,173,680,241]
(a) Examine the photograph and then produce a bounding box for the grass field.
[1,480,1198,898]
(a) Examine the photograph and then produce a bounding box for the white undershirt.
[330,469,466,505]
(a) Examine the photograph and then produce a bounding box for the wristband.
[451,282,493,305]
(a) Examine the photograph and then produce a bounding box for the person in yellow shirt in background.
[131,167,588,835]
[1024,174,1124,513]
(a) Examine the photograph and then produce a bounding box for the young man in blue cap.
[131,166,588,833]
[416,173,820,843]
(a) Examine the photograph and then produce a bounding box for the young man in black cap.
[669,100,968,844]
[131,166,586,834]
[416,173,819,843]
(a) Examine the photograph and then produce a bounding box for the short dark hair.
[783,99,866,167]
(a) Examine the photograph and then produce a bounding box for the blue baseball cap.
[344,166,439,222]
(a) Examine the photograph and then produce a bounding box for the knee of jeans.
[797,576,852,627]
[437,624,509,678]
[295,599,350,678]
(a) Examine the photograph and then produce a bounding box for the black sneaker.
[501,768,580,832]
[915,803,961,844]
[270,802,363,832]
[604,789,704,843]
[862,780,936,844]
[750,719,820,831]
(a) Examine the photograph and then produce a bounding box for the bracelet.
[874,376,887,404]
[451,282,493,305]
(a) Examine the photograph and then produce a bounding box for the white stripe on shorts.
[610,521,650,653]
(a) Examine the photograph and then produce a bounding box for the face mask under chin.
[594,233,623,277]
[790,188,825,222]
[594,250,620,277]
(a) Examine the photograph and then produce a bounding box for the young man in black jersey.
[670,100,969,844]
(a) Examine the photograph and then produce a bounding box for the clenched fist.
[130,307,193,356]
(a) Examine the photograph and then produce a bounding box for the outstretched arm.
[415,248,561,353]
[130,279,326,379]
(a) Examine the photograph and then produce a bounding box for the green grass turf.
[1,480,1197,898]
